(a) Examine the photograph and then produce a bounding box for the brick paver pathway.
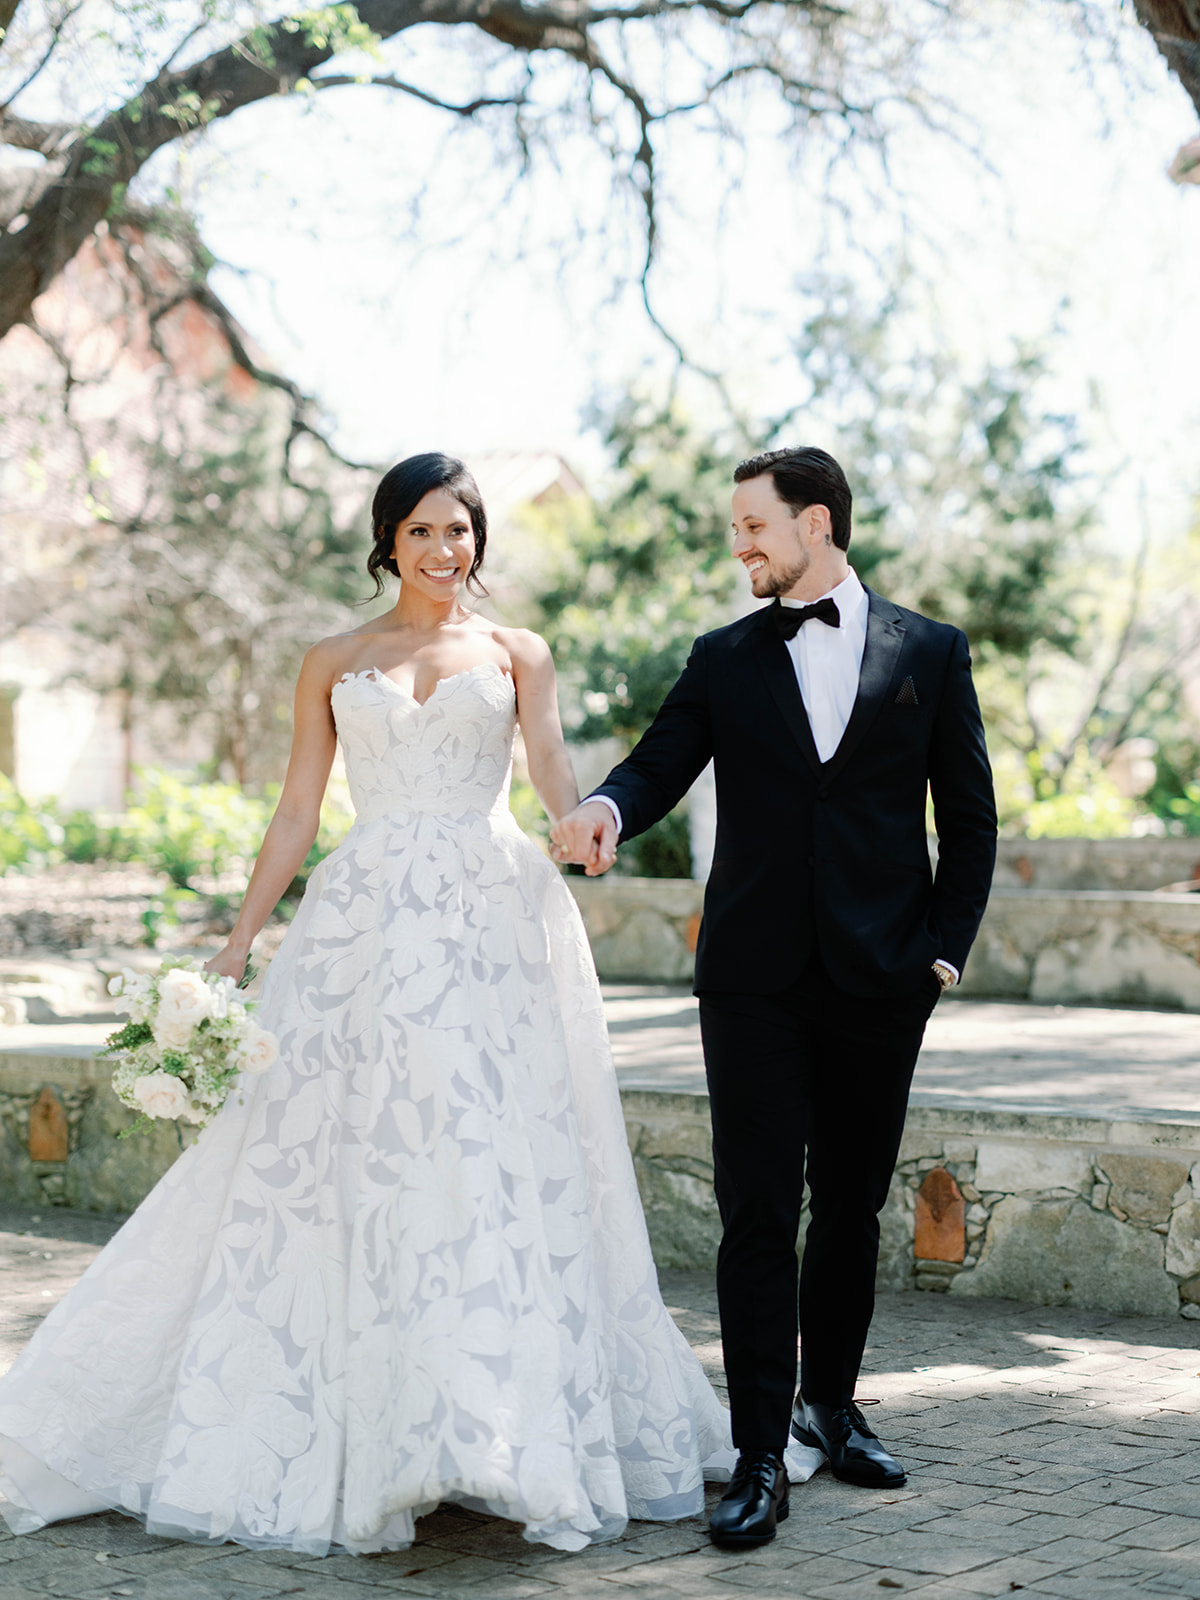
[2,1209,1199,1599]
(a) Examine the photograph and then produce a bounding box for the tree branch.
[1,0,85,109]
[0,108,76,152]
[0,0,21,47]
[1133,0,1200,119]
[310,69,528,116]
[0,0,450,339]
[149,280,382,475]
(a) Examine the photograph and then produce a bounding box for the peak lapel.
[749,605,822,777]
[822,589,906,782]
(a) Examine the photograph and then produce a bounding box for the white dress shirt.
[780,568,868,763]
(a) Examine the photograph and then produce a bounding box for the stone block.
[1165,1200,1200,1279]
[915,1168,965,1262]
[949,1196,1179,1315]
[959,925,1032,997]
[62,1084,183,1211]
[1031,919,1200,1010]
[974,1139,1093,1197]
[588,909,693,983]
[631,1162,721,1270]
[876,1172,914,1291]
[1097,1152,1191,1224]
[0,1113,41,1204]
[897,1129,945,1164]
[1179,1275,1200,1305]
[631,1113,714,1175]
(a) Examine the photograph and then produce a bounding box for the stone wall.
[10,1041,1200,1321]
[566,877,1200,1007]
[960,890,1200,1009]
[621,1090,1200,1320]
[0,1048,188,1212]
[889,1103,1200,1320]
[564,876,702,983]
[992,837,1200,892]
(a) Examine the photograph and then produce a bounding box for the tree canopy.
[520,279,1200,836]
[0,0,1194,354]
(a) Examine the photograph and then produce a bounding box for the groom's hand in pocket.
[551,802,619,876]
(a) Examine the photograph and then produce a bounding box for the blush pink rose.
[132,1071,190,1120]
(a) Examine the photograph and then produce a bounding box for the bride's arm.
[508,631,580,827]
[205,645,339,983]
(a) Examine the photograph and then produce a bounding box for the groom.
[551,447,997,1547]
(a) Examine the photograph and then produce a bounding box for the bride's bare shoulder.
[300,630,376,689]
[490,624,551,670]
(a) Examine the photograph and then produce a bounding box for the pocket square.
[895,676,919,706]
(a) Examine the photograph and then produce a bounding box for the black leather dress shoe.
[708,1450,790,1547]
[791,1397,906,1488]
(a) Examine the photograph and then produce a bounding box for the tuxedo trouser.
[698,958,940,1455]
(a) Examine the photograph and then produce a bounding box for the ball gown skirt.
[0,665,819,1556]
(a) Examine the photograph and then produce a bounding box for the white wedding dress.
[0,664,820,1556]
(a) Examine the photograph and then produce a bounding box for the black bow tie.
[772,598,840,639]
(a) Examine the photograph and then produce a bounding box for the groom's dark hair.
[734,447,853,551]
[367,453,488,599]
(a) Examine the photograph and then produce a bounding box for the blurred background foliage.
[0,770,354,898]
[514,279,1200,852]
[3,265,1198,883]
[65,396,370,788]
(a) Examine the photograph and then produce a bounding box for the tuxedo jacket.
[593,590,998,997]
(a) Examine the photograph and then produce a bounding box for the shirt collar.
[779,567,866,613]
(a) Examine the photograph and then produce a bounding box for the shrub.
[115,771,275,887]
[0,775,66,872]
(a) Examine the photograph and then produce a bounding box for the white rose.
[107,972,125,997]
[207,977,236,1022]
[132,1071,190,1120]
[238,1023,279,1076]
[153,968,211,1047]
[124,974,154,1023]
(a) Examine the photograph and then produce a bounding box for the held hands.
[549,802,619,876]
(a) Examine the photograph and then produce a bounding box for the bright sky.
[168,1,1200,540]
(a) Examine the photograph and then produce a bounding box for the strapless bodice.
[331,663,516,823]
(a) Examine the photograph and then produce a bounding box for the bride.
[0,453,803,1558]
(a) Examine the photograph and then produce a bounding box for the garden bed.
[0,862,282,957]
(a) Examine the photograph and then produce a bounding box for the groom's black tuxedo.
[594,590,996,999]
[592,588,997,1453]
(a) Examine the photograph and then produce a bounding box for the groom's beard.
[756,553,810,599]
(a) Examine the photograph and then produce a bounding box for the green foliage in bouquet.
[103,957,276,1136]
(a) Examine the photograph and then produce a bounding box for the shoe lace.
[730,1451,781,1490]
[843,1403,878,1439]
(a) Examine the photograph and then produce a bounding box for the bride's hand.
[205,946,248,985]
[550,802,619,876]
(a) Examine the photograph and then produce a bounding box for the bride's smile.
[391,487,477,597]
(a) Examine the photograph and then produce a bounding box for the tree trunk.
[0,0,442,341]
[1134,0,1200,119]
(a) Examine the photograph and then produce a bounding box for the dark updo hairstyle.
[733,446,853,551]
[366,452,488,599]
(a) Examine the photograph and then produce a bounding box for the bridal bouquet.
[103,959,279,1131]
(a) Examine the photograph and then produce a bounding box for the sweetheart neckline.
[333,661,512,709]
